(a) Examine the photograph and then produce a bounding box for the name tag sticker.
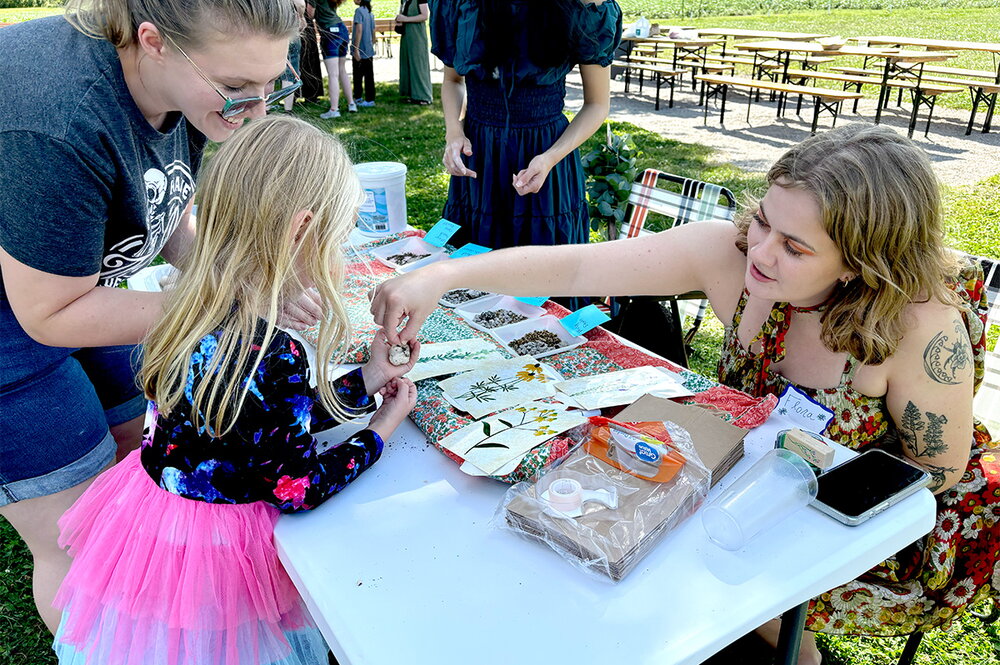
[449,243,492,259]
[515,296,549,307]
[775,384,835,433]
[424,219,461,247]
[558,305,611,337]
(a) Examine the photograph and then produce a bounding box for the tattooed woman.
[371,124,999,664]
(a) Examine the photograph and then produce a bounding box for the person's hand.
[369,272,442,345]
[362,330,421,394]
[367,377,417,440]
[443,133,477,178]
[278,288,323,330]
[394,13,405,23]
[513,153,554,196]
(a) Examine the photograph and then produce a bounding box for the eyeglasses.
[163,33,302,119]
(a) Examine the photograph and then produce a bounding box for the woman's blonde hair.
[142,116,363,436]
[734,123,963,365]
[65,0,299,49]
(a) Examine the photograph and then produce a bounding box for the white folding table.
[275,410,935,665]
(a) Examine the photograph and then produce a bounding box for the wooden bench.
[828,66,965,137]
[695,74,863,133]
[629,55,733,91]
[921,64,1000,81]
[616,61,684,110]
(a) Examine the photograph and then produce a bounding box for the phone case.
[810,450,931,526]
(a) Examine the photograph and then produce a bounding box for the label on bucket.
[358,187,391,234]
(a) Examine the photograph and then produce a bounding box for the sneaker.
[347,103,358,113]
[358,100,376,107]
[319,109,341,119]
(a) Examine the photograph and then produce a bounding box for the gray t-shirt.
[352,7,375,59]
[0,16,206,289]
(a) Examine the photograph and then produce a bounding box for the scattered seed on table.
[386,251,430,265]
[509,329,563,356]
[473,308,528,329]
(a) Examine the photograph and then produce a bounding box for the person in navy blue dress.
[431,0,622,250]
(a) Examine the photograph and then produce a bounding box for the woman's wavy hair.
[65,0,299,49]
[734,123,963,365]
[479,0,588,71]
[141,116,363,436]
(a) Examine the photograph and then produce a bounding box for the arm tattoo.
[922,463,959,492]
[922,321,971,385]
[899,400,949,458]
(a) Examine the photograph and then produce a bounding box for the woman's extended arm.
[372,220,747,343]
[440,65,475,178]
[513,63,611,196]
[885,302,976,493]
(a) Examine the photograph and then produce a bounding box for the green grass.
[2,7,999,664]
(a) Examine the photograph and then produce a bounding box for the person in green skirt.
[395,0,432,104]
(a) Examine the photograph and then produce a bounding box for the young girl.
[51,116,418,665]
[351,0,376,106]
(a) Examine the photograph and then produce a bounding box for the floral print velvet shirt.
[140,327,381,513]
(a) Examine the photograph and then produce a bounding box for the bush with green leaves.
[581,125,642,240]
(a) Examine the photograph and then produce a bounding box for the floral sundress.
[716,265,1000,636]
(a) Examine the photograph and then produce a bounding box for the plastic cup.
[701,449,818,551]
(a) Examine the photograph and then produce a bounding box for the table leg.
[775,600,808,665]
[875,59,892,124]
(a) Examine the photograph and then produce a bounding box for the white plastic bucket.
[353,161,407,236]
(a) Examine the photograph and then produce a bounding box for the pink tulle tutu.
[53,449,328,665]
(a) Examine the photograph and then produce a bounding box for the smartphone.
[811,449,931,526]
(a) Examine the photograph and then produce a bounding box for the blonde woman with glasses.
[0,0,315,636]
[52,116,418,665]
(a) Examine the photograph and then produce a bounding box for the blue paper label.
[450,243,492,259]
[515,296,548,307]
[424,219,461,247]
[558,305,611,337]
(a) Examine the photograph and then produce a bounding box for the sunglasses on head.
[163,32,302,119]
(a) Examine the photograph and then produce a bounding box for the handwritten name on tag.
[775,384,834,433]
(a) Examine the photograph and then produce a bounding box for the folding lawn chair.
[599,169,737,367]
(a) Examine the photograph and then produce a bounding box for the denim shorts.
[320,21,349,59]
[1,302,146,506]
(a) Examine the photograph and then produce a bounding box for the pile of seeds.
[473,308,527,329]
[386,251,430,265]
[442,288,490,304]
[509,329,563,356]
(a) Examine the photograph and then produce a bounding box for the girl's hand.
[443,134,477,178]
[394,13,406,23]
[513,153,554,196]
[362,331,420,394]
[278,288,323,330]
[368,377,417,440]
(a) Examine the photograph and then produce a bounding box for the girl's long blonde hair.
[142,116,363,436]
[65,0,299,49]
[735,124,963,365]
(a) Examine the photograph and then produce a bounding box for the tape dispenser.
[584,417,686,483]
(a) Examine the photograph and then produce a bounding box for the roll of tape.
[546,478,583,512]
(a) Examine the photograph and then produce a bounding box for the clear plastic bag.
[496,419,710,582]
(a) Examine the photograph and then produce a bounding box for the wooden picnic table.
[854,36,1000,84]
[855,35,1000,54]
[622,36,727,89]
[696,28,828,42]
[734,40,958,136]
